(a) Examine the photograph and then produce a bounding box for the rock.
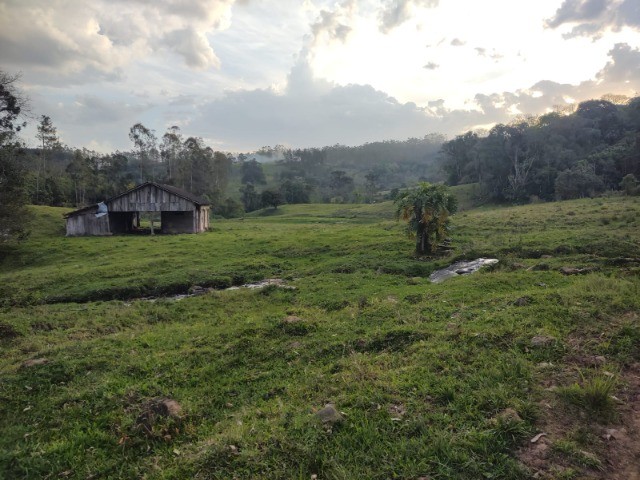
[188,285,208,295]
[315,404,342,424]
[536,282,547,287]
[531,335,555,347]
[559,266,597,275]
[541,255,553,259]
[289,341,303,349]
[407,277,422,285]
[495,408,522,423]
[387,403,406,418]
[283,315,303,324]
[136,397,182,434]
[455,268,474,275]
[21,358,49,368]
[514,296,532,306]
[157,398,182,417]
[529,263,550,271]
[537,362,553,369]
[530,432,547,443]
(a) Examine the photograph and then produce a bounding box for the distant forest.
[5,94,640,218]
[441,97,640,202]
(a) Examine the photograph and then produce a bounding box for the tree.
[280,178,311,203]
[129,123,157,183]
[239,183,261,213]
[261,189,284,209]
[555,162,604,199]
[329,170,354,202]
[34,115,60,204]
[160,126,183,182]
[395,182,457,255]
[620,174,639,196]
[0,71,27,142]
[66,149,93,206]
[0,71,30,244]
[211,151,232,200]
[241,158,266,185]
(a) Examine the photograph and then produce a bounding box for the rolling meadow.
[1,195,639,479]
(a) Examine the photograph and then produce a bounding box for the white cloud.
[0,0,236,84]
[378,0,439,33]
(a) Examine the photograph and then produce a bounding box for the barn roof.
[63,182,209,218]
[106,182,210,207]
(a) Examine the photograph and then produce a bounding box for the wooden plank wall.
[66,213,110,236]
[108,184,196,212]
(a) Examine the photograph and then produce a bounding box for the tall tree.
[0,71,30,244]
[395,182,457,255]
[129,123,157,183]
[211,150,232,200]
[160,126,183,182]
[35,115,60,204]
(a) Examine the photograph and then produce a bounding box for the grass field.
[1,196,639,479]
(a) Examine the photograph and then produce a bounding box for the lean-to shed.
[64,182,210,236]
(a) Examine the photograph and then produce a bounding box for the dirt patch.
[0,322,20,340]
[518,361,640,478]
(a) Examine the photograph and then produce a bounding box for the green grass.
[0,196,639,479]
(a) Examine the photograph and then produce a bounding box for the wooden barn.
[64,182,210,236]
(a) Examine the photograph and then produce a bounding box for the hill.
[1,197,639,479]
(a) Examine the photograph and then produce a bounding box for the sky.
[2,0,640,153]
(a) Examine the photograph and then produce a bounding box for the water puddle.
[429,258,499,283]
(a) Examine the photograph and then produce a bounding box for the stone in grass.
[315,404,343,424]
[136,398,182,434]
[531,335,556,347]
[21,358,49,368]
[283,315,303,324]
[494,408,522,424]
[559,266,597,275]
[529,263,550,271]
[513,296,532,306]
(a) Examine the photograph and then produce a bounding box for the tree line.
[441,98,640,202]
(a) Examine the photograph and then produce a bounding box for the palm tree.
[395,182,457,255]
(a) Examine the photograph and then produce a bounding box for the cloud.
[423,62,439,70]
[545,0,640,39]
[452,43,640,130]
[379,0,439,33]
[474,47,504,61]
[191,54,444,150]
[450,38,466,46]
[310,0,356,46]
[0,0,236,84]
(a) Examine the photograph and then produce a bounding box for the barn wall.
[66,213,110,236]
[196,206,210,232]
[108,184,196,212]
[161,211,195,233]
